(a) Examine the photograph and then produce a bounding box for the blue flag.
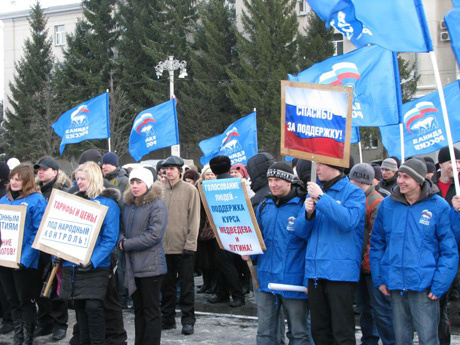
[307,0,433,52]
[288,45,402,128]
[445,2,460,68]
[52,93,110,155]
[380,80,460,159]
[199,112,258,166]
[129,99,179,162]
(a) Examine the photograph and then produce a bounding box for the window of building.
[364,134,379,150]
[55,25,66,46]
[298,0,307,16]
[333,33,344,56]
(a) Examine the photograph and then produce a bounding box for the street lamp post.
[155,56,187,157]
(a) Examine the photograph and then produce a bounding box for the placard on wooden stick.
[198,177,265,255]
[0,205,26,268]
[32,189,107,265]
[281,81,353,167]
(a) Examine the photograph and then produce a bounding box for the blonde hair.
[74,161,104,199]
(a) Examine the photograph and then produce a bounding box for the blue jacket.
[370,183,458,298]
[450,207,460,245]
[255,194,307,299]
[294,176,365,283]
[0,191,47,269]
[63,190,120,269]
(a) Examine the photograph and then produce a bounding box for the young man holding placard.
[295,163,365,345]
[243,162,309,345]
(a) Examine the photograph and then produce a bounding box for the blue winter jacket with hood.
[294,176,365,284]
[0,190,47,269]
[255,189,307,299]
[370,180,458,298]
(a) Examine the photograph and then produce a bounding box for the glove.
[78,262,94,272]
[52,256,62,266]
[16,263,25,270]
[183,249,195,256]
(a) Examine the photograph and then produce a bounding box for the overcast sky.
[0,0,81,14]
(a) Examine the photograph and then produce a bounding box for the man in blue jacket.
[295,162,365,345]
[243,162,310,345]
[370,159,458,345]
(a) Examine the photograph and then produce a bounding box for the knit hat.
[0,162,10,181]
[230,163,248,179]
[34,157,59,171]
[399,159,427,185]
[326,164,346,173]
[102,152,119,167]
[372,165,383,182]
[129,168,153,189]
[210,156,231,175]
[267,162,295,183]
[7,158,20,170]
[438,146,460,164]
[426,161,436,174]
[183,169,200,183]
[296,159,312,184]
[349,163,374,185]
[79,149,102,165]
[381,158,398,172]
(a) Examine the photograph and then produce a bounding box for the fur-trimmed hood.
[124,181,164,206]
[101,187,122,202]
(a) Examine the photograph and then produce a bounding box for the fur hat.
[210,156,231,175]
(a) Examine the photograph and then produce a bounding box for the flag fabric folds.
[306,0,433,52]
[129,99,179,162]
[52,93,110,155]
[288,45,402,128]
[199,112,258,166]
[445,1,460,68]
[380,81,460,159]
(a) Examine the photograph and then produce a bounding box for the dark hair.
[9,163,38,196]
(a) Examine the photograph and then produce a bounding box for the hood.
[124,181,164,206]
[247,152,275,193]
[100,187,122,202]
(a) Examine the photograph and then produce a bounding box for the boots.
[23,322,36,345]
[13,321,24,345]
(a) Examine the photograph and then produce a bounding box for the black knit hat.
[438,146,460,164]
[399,159,427,185]
[267,162,295,183]
[296,159,312,184]
[79,149,102,165]
[210,156,231,175]
[0,162,10,181]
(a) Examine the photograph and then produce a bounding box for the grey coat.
[120,182,167,296]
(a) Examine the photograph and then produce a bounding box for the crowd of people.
[0,145,459,345]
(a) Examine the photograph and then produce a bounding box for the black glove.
[52,256,62,266]
[183,249,195,256]
[78,262,93,272]
[16,263,25,270]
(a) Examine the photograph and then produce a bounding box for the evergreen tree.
[116,0,165,108]
[180,0,239,157]
[228,0,300,154]
[56,0,129,155]
[298,11,335,70]
[4,2,60,161]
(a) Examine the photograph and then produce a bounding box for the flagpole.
[106,89,111,152]
[430,51,460,194]
[358,142,363,163]
[399,124,405,164]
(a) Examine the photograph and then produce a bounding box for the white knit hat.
[129,168,153,189]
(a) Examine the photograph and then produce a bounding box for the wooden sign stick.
[41,265,59,298]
